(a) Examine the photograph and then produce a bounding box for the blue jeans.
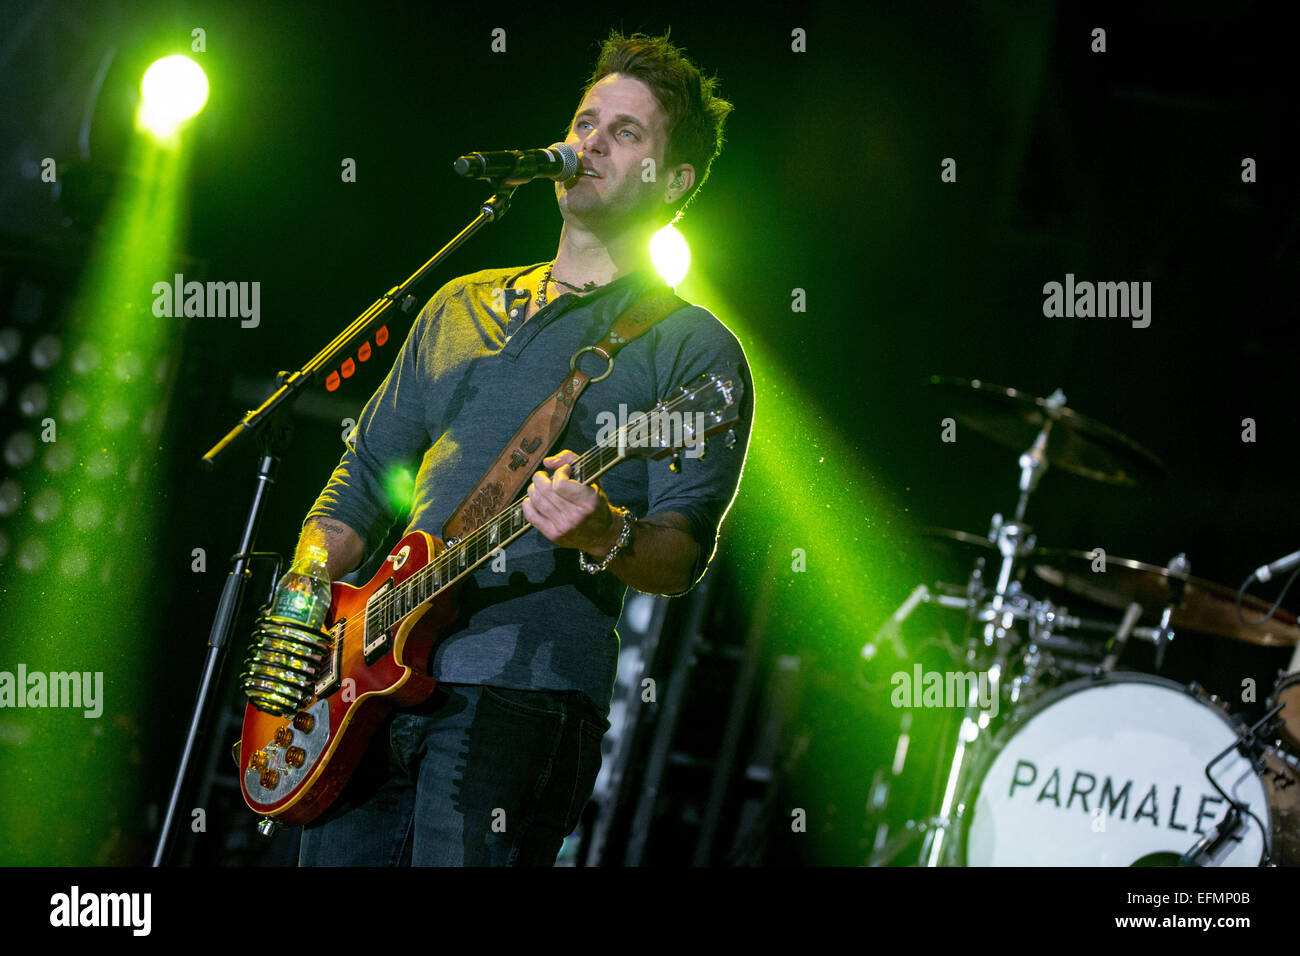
[297,683,610,866]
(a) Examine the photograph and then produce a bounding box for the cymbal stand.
[917,411,1060,866]
[1153,553,1188,670]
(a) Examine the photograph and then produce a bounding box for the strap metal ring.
[569,345,614,383]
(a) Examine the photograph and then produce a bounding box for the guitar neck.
[387,441,632,618]
[445,440,629,578]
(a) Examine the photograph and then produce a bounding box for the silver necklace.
[512,261,600,339]
[553,275,600,293]
[537,261,601,310]
[535,260,556,311]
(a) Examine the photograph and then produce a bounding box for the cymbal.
[1032,547,1300,647]
[927,377,1166,486]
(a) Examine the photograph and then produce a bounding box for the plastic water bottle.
[269,545,332,630]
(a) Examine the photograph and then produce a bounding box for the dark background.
[1,0,1296,865]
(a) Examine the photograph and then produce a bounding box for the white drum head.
[961,674,1270,866]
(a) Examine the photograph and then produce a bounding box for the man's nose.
[581,126,608,155]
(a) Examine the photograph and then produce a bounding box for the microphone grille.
[549,143,579,179]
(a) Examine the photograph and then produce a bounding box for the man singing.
[294,30,753,866]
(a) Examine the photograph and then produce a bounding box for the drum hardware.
[1153,554,1190,670]
[862,585,932,662]
[918,687,981,868]
[875,579,1165,664]
[1012,393,1060,522]
[869,380,1299,865]
[1237,547,1300,631]
[867,815,951,868]
[913,507,1051,867]
[1178,804,1246,867]
[983,513,1037,642]
[865,581,1119,698]
[1182,681,1230,714]
[1099,602,1142,672]
[1179,702,1283,866]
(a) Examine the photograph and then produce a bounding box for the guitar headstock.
[613,370,744,462]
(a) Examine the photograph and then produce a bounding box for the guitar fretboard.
[366,438,625,632]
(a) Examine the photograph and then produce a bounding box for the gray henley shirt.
[305,262,753,717]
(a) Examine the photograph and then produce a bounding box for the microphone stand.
[151,182,519,866]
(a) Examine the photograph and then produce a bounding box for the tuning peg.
[724,428,737,449]
[669,450,682,473]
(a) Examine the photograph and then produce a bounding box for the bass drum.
[954,673,1272,866]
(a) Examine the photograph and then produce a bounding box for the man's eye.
[619,129,637,139]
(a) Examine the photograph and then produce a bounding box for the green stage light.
[383,465,416,514]
[651,224,690,287]
[0,102,191,862]
[139,55,208,139]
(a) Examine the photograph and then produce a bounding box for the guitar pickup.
[314,618,345,698]
[362,580,394,664]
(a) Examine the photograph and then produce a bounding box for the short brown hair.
[578,30,733,216]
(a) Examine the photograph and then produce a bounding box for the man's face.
[556,73,675,232]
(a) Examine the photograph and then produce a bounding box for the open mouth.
[563,168,601,189]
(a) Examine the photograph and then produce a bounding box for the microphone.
[1254,549,1300,583]
[453,143,579,185]
[1179,803,1243,866]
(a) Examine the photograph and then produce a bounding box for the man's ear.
[664,163,696,204]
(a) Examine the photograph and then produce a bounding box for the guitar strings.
[330,441,609,648]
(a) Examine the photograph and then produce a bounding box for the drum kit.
[865,377,1300,867]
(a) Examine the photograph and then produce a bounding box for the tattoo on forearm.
[299,518,354,556]
[314,519,352,540]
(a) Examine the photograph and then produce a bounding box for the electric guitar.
[236,371,743,826]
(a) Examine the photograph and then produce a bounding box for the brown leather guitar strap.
[441,288,687,540]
